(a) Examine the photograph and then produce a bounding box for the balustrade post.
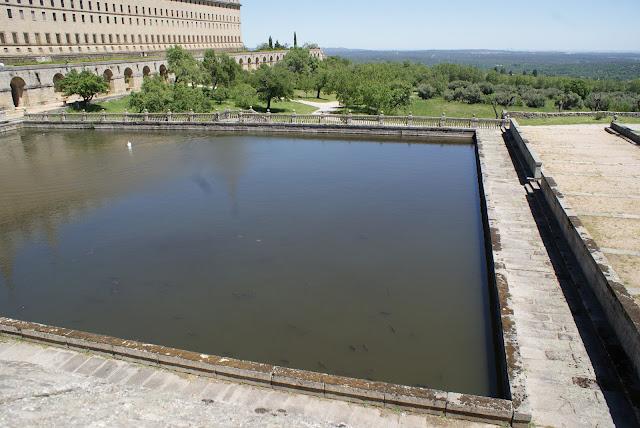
[239,112,244,123]
[266,109,272,123]
[143,109,149,122]
[472,114,479,128]
[378,112,384,126]
[291,110,296,124]
[439,112,446,127]
[101,111,107,122]
[407,112,413,126]
[61,111,66,122]
[167,110,172,122]
[346,111,352,125]
[123,110,129,123]
[189,110,195,122]
[43,112,49,122]
[320,112,325,125]
[81,109,87,122]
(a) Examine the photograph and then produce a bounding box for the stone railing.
[505,110,640,119]
[23,111,507,129]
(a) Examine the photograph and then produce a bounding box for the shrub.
[417,84,436,100]
[521,90,547,108]
[443,89,455,102]
[479,82,494,95]
[448,80,469,91]
[461,84,484,104]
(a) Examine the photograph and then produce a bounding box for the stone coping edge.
[474,132,532,428]
[539,176,640,381]
[0,317,525,427]
[610,121,640,145]
[507,119,542,180]
[19,120,478,138]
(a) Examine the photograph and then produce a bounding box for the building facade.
[0,0,243,58]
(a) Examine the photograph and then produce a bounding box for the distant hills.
[323,49,640,80]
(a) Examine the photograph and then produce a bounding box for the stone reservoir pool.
[0,130,500,397]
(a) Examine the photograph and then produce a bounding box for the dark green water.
[0,130,499,397]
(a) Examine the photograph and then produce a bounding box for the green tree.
[202,50,242,88]
[294,32,298,48]
[230,83,259,109]
[59,70,109,106]
[269,36,273,50]
[565,79,590,100]
[167,45,203,86]
[251,64,294,110]
[417,84,436,100]
[170,84,211,112]
[128,76,173,112]
[488,91,518,118]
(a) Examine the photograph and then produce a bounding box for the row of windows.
[0,30,241,45]
[3,0,240,22]
[2,42,240,55]
[5,7,239,29]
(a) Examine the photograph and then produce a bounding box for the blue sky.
[242,0,640,51]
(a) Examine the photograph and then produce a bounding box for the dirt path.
[295,99,341,115]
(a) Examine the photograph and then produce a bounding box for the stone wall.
[0,49,324,110]
[507,119,542,179]
[506,111,640,119]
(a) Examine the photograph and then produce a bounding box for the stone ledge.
[0,316,527,426]
[539,175,640,381]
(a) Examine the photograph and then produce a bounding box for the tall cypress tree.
[294,32,298,48]
[268,36,273,49]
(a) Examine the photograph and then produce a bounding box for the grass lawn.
[294,90,338,103]
[69,96,318,115]
[68,96,131,113]
[406,97,561,118]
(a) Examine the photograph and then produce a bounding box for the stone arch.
[142,66,151,77]
[124,67,134,90]
[10,77,27,108]
[263,56,267,64]
[53,73,65,93]
[159,64,168,80]
[103,69,114,93]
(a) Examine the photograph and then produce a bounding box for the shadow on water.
[503,132,640,425]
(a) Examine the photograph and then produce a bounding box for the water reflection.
[0,130,498,397]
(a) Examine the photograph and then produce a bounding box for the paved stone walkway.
[478,129,617,427]
[0,336,489,428]
[524,125,640,304]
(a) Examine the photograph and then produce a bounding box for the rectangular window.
[55,33,61,44]
[66,33,71,44]
[52,12,56,21]
[35,33,42,45]
[6,9,12,19]
[12,32,19,44]
[31,10,35,20]
[45,33,51,44]
[23,32,30,44]
[75,33,80,44]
